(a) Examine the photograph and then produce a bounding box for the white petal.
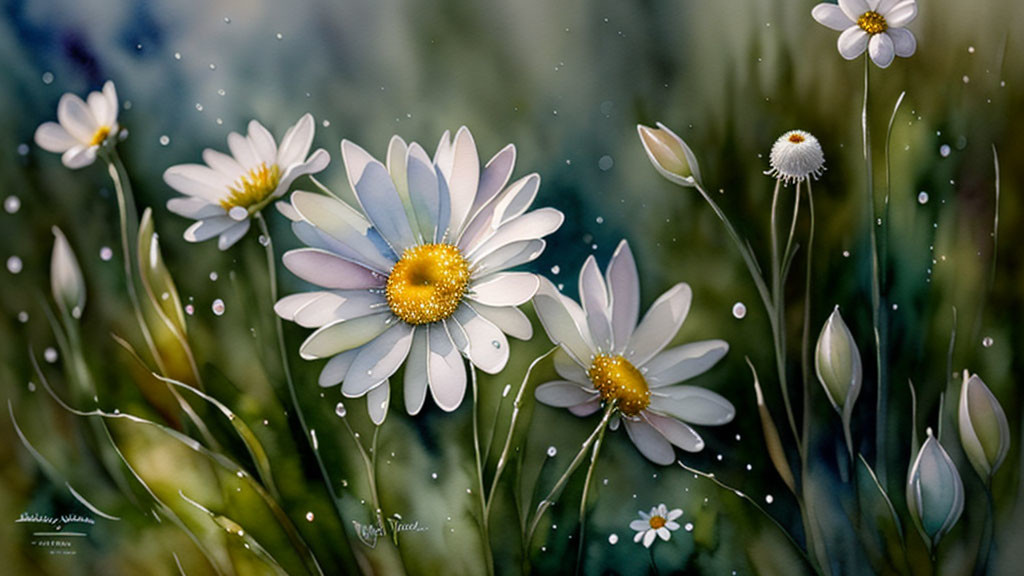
[459,173,537,253]
[554,349,589,383]
[34,122,77,152]
[366,381,390,425]
[466,208,563,261]
[838,27,869,60]
[453,305,509,374]
[657,527,671,541]
[318,349,359,387]
[644,412,705,452]
[838,0,870,21]
[87,91,112,128]
[666,509,683,521]
[650,386,736,426]
[869,33,896,68]
[469,272,539,307]
[634,531,645,544]
[626,283,692,367]
[299,313,392,360]
[471,302,533,340]
[217,220,251,250]
[533,277,594,365]
[607,240,641,353]
[433,129,453,166]
[470,239,545,276]
[57,93,97,142]
[406,143,441,242]
[445,126,480,236]
[164,164,231,204]
[579,255,612,353]
[629,519,649,532]
[227,131,260,169]
[277,149,330,192]
[489,173,539,227]
[535,380,598,408]
[184,217,235,242]
[470,144,516,216]
[644,340,729,387]
[203,148,245,179]
[887,27,916,58]
[61,146,97,169]
[167,197,223,220]
[569,397,602,417]
[884,0,917,28]
[277,113,315,168]
[275,291,330,321]
[342,323,414,397]
[641,529,656,548]
[812,4,853,31]
[282,248,385,290]
[343,141,416,251]
[427,325,467,412]
[102,81,119,125]
[404,328,429,414]
[293,291,384,328]
[289,191,395,273]
[624,419,676,465]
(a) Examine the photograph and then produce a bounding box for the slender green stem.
[974,486,995,576]
[769,179,801,454]
[470,366,495,576]
[648,546,661,576]
[525,404,614,549]
[574,414,607,576]
[339,415,384,527]
[255,213,348,524]
[782,184,802,281]
[800,181,815,458]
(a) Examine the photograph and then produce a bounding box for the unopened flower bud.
[50,226,86,320]
[637,123,701,187]
[815,306,862,415]
[958,371,1010,483]
[906,429,964,552]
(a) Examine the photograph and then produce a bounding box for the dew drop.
[939,144,951,158]
[195,103,204,112]
[962,75,970,84]
[159,135,170,146]
[608,533,618,545]
[746,464,753,471]
[209,271,219,281]
[208,63,216,70]
[305,511,315,522]
[501,384,511,397]
[4,196,20,214]
[684,523,694,532]
[598,155,614,171]
[223,16,231,23]
[17,143,29,156]
[917,191,929,204]
[185,304,195,316]
[42,71,54,84]
[491,340,501,349]
[276,32,283,40]
[550,265,560,274]
[431,472,438,480]
[731,302,747,319]
[173,52,181,60]
[258,234,270,246]
[310,429,319,450]
[17,311,29,323]
[982,336,994,348]
[212,298,226,316]
[44,347,58,363]
[546,446,558,457]
[99,246,113,261]
[27,382,36,392]
[335,402,347,417]
[968,46,975,54]
[842,250,851,258]
[765,494,774,504]
[6,256,23,274]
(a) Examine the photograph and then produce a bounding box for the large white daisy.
[532,240,734,465]
[812,0,918,69]
[164,114,330,250]
[275,127,563,423]
[34,80,119,169]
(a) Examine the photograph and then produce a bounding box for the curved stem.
[769,179,801,455]
[525,405,614,549]
[782,183,802,281]
[801,181,815,460]
[574,414,608,576]
[471,366,495,576]
[974,486,995,576]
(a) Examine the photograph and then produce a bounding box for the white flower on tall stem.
[164,114,330,250]
[812,0,918,69]
[532,240,734,465]
[630,504,683,548]
[34,81,119,169]
[766,130,826,186]
[276,127,562,423]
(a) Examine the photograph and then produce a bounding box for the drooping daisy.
[275,127,562,423]
[533,240,734,465]
[34,81,120,169]
[164,114,330,250]
[812,0,918,69]
[630,504,683,548]
[765,130,826,185]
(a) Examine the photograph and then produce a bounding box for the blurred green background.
[2,0,1022,574]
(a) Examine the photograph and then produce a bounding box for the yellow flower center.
[89,126,111,147]
[649,515,667,529]
[788,133,805,144]
[220,163,282,211]
[588,354,650,417]
[386,244,470,325]
[857,11,887,35]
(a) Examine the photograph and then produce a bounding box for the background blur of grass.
[1,0,1022,574]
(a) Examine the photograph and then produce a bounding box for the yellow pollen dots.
[220,163,282,211]
[648,515,667,529]
[857,11,887,35]
[89,126,111,147]
[587,354,651,417]
[386,243,471,325]
[788,133,805,144]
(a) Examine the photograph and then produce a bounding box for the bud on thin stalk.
[637,122,702,188]
[50,226,86,321]
[815,306,861,459]
[958,370,1010,484]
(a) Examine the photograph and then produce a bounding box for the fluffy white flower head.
[164,114,329,250]
[275,127,562,423]
[34,81,119,169]
[766,130,826,185]
[630,504,682,548]
[532,240,734,465]
[812,0,918,68]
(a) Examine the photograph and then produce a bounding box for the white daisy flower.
[532,240,734,465]
[765,130,826,185]
[276,127,562,423]
[164,114,330,250]
[630,504,683,548]
[812,0,918,69]
[34,81,120,169]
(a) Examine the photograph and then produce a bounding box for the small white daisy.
[765,130,826,185]
[630,504,683,548]
[276,127,562,423]
[812,0,918,69]
[532,240,734,465]
[164,113,330,250]
[34,81,119,169]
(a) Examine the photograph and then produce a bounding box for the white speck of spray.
[44,347,59,363]
[684,523,694,532]
[305,512,315,522]
[100,246,113,261]
[546,446,557,457]
[212,299,226,316]
[982,336,994,348]
[6,256,23,274]
[732,302,747,319]
[918,191,929,204]
[608,534,618,545]
[4,196,20,214]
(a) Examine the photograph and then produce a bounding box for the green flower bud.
[958,371,1010,483]
[815,306,862,416]
[50,226,86,320]
[906,429,964,552]
[637,122,702,188]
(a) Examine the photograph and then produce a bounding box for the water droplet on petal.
[491,340,501,349]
